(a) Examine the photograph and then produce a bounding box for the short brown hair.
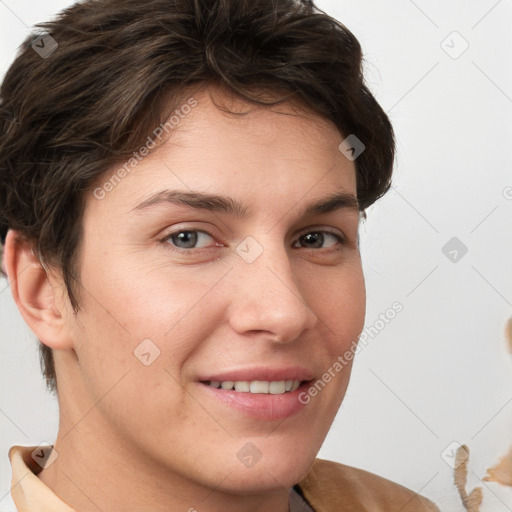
[0,0,395,395]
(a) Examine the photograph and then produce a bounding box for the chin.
[220,463,312,496]
[209,442,318,495]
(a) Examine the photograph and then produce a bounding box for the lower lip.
[196,381,312,421]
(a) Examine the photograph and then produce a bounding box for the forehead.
[170,88,343,152]
[86,87,357,218]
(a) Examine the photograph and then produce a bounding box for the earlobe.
[3,230,74,350]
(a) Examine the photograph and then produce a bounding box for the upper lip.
[197,366,316,383]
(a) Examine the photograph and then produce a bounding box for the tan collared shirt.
[8,444,440,511]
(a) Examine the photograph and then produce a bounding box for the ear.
[3,230,74,350]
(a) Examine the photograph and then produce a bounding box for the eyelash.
[158,227,347,256]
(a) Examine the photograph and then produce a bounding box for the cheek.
[293,260,364,411]
[68,278,212,438]
[310,261,366,353]
[72,254,228,387]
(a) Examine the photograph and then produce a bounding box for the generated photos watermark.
[298,301,403,405]
[93,97,198,200]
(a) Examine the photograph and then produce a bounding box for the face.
[57,87,366,495]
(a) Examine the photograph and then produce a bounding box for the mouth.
[200,379,307,394]
[196,378,315,421]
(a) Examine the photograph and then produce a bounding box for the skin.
[5,87,366,512]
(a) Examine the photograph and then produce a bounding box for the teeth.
[234,381,250,392]
[250,381,269,393]
[207,379,302,394]
[290,380,300,391]
[269,381,286,394]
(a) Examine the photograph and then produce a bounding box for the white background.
[1,1,511,511]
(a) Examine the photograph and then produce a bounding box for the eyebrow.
[130,189,360,218]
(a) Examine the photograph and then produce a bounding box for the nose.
[226,240,318,343]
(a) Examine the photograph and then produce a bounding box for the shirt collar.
[9,445,78,512]
[9,445,314,512]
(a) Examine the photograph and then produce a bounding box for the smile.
[197,378,315,421]
[204,379,302,394]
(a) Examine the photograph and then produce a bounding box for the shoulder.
[297,458,440,512]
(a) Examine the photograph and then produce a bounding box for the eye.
[293,230,345,250]
[161,229,217,252]
[159,227,346,255]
